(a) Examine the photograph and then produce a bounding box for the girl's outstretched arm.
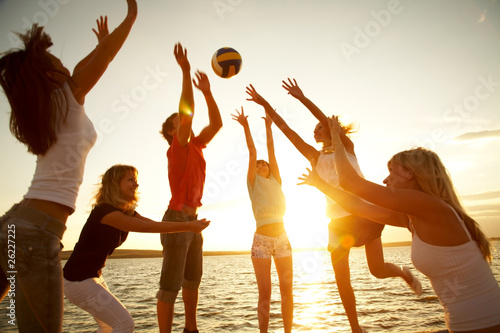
[246,84,319,163]
[298,166,409,228]
[101,211,210,233]
[263,113,281,184]
[71,0,137,104]
[329,116,441,218]
[232,107,257,187]
[284,78,355,154]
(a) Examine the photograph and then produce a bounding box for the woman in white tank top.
[300,116,500,333]
[0,1,137,331]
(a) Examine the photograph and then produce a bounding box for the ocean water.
[1,243,499,332]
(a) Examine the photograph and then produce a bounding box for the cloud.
[454,129,500,141]
[467,203,500,213]
[462,190,500,221]
[462,190,500,201]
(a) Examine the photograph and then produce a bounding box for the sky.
[0,0,499,252]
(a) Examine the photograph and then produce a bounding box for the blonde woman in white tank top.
[300,116,500,333]
[247,81,420,333]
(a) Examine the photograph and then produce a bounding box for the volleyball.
[211,47,242,78]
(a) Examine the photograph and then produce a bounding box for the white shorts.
[251,232,292,259]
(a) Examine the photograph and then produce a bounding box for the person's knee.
[333,268,351,285]
[258,287,272,301]
[113,315,134,333]
[369,266,386,279]
[279,276,293,294]
[258,297,271,310]
[156,288,179,304]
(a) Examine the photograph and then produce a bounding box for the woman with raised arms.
[299,116,500,333]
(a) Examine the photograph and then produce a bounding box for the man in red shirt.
[157,43,223,333]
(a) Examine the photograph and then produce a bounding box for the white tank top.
[24,82,97,212]
[411,209,500,331]
[315,150,363,219]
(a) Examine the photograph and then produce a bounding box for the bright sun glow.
[284,185,330,251]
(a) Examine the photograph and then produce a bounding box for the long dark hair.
[0,24,70,155]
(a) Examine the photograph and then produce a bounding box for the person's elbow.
[213,117,223,131]
[209,120,223,136]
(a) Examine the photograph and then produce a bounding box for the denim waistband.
[165,209,197,222]
[4,204,66,239]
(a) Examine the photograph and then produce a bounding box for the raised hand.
[189,218,210,233]
[92,16,109,43]
[174,42,190,72]
[328,116,343,144]
[297,166,321,187]
[245,84,268,106]
[282,78,304,99]
[231,107,249,127]
[193,70,210,93]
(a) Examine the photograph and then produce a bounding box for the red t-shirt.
[167,135,206,211]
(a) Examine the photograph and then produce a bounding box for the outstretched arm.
[72,16,109,75]
[232,107,257,187]
[263,113,281,184]
[101,211,210,233]
[329,116,440,217]
[283,78,355,154]
[283,78,329,125]
[71,0,137,104]
[174,42,194,146]
[195,70,223,145]
[298,166,409,228]
[246,84,319,163]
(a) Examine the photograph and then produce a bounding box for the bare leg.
[331,247,363,333]
[274,256,294,333]
[364,238,407,279]
[183,287,199,332]
[157,300,174,333]
[365,238,422,295]
[252,257,272,333]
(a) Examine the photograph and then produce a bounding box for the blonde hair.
[93,165,138,215]
[339,121,357,136]
[389,147,491,262]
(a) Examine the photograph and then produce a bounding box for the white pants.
[64,276,134,333]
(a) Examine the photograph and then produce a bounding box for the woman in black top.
[63,165,209,332]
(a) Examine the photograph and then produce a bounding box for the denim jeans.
[64,276,134,333]
[0,209,64,333]
[156,209,203,304]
